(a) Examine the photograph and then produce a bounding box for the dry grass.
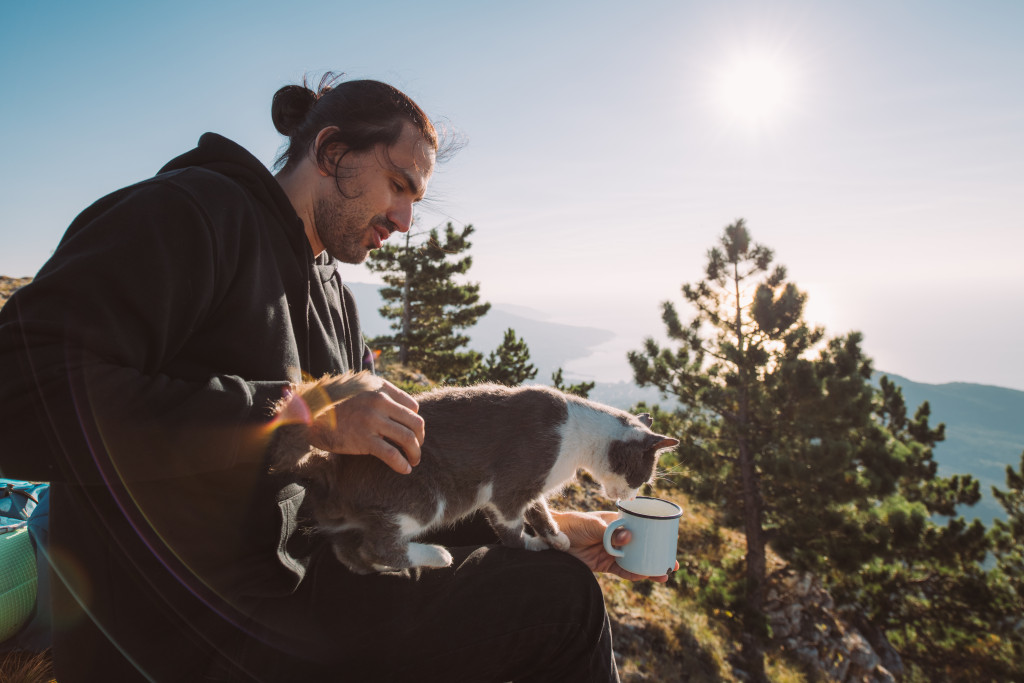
[0,276,32,309]
[553,474,808,682]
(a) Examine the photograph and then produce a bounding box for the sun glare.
[712,51,798,132]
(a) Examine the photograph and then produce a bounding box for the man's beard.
[313,194,372,264]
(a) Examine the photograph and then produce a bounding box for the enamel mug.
[602,496,681,576]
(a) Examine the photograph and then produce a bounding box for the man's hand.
[308,379,425,474]
[552,510,678,583]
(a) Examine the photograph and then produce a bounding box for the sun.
[712,51,798,131]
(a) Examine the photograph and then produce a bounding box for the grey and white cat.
[270,371,678,575]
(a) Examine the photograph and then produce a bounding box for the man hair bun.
[271,84,317,136]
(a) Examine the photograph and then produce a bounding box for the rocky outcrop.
[764,569,902,682]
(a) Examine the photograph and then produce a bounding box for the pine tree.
[628,219,872,679]
[551,368,595,398]
[986,453,1024,674]
[815,376,1019,681]
[629,220,1017,681]
[465,328,538,386]
[366,223,491,382]
[991,452,1024,603]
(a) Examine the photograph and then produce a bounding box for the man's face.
[313,122,435,264]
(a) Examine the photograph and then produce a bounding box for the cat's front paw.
[407,542,454,568]
[523,534,550,551]
[546,531,571,552]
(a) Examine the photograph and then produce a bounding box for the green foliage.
[990,452,1024,580]
[551,368,595,398]
[629,219,1019,680]
[810,377,1024,681]
[630,219,843,677]
[465,328,537,386]
[988,452,1024,666]
[366,223,491,382]
[686,555,748,618]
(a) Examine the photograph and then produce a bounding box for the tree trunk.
[738,435,768,683]
[399,233,411,366]
[733,259,767,683]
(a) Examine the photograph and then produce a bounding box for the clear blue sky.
[2,0,1022,389]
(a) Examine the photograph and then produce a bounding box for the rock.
[765,569,902,683]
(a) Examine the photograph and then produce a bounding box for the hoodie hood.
[159,133,308,254]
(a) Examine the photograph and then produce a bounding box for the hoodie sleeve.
[0,180,287,484]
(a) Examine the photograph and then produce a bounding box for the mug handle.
[602,518,627,558]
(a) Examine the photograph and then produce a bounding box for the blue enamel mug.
[602,496,681,576]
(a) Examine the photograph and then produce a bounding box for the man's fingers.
[378,420,422,467]
[376,404,424,466]
[309,387,425,468]
[372,436,414,475]
[374,385,426,451]
[378,380,421,414]
[611,528,632,548]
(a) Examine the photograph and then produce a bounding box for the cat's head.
[598,413,678,501]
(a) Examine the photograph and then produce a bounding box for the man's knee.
[511,549,608,626]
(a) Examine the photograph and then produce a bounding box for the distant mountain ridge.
[872,372,1023,526]
[346,281,616,382]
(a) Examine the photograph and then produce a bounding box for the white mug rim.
[615,495,682,520]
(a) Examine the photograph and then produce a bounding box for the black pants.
[50,495,619,683]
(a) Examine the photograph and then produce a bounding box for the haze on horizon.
[2,0,1022,390]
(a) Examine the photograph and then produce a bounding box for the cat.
[269,371,679,575]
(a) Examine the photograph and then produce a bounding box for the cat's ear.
[647,434,679,451]
[637,413,654,428]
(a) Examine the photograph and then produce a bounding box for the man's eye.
[392,181,404,192]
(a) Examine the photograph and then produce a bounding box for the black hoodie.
[0,134,368,606]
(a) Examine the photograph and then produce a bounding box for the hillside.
[874,372,1024,526]
[0,276,31,307]
[558,477,900,682]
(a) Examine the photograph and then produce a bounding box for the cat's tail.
[269,371,384,472]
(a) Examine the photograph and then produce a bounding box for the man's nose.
[388,200,414,233]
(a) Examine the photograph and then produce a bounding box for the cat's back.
[418,383,567,427]
[415,383,569,460]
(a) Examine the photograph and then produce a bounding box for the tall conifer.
[366,222,490,382]
[465,328,538,386]
[630,220,1016,681]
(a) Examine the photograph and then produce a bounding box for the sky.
[2,0,1022,389]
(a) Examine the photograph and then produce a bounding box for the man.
[0,76,670,682]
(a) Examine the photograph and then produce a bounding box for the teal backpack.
[0,479,50,651]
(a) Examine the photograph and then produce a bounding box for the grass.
[0,276,31,308]
[554,474,810,682]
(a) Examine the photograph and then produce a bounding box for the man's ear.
[313,126,342,177]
